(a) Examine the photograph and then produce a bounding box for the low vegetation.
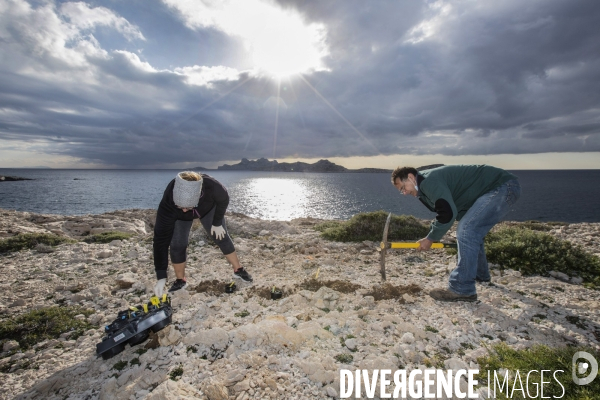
[504,220,569,232]
[0,306,94,350]
[485,227,600,288]
[334,353,354,364]
[0,233,74,253]
[82,231,134,244]
[315,211,429,242]
[169,365,184,381]
[478,343,600,400]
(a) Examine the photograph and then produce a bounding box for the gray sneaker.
[429,288,477,302]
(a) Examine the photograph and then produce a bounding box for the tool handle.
[387,242,457,249]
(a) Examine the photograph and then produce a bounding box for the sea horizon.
[2,168,600,223]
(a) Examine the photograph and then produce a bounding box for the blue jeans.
[448,179,521,295]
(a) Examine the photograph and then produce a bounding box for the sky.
[1,0,600,169]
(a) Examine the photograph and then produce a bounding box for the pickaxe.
[379,212,457,281]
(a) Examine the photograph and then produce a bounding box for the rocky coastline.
[0,176,33,182]
[1,208,600,399]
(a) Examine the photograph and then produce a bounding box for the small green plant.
[566,316,587,330]
[0,233,74,253]
[187,345,198,353]
[82,231,134,244]
[0,306,94,349]
[169,365,184,381]
[324,325,331,331]
[113,361,128,371]
[129,358,141,367]
[425,325,439,333]
[335,354,354,364]
[134,348,147,355]
[234,310,250,318]
[314,211,429,242]
[478,343,600,400]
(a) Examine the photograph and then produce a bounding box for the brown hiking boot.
[429,288,477,302]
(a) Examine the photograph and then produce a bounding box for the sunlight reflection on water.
[234,177,310,220]
[1,169,598,222]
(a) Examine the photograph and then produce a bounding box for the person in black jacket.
[153,171,253,296]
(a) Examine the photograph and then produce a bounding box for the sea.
[1,169,599,223]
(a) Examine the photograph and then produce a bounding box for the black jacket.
[153,174,229,279]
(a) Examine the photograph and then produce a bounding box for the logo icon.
[572,351,598,385]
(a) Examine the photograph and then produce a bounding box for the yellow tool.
[142,304,148,313]
[379,212,457,282]
[382,242,457,249]
[162,294,168,303]
[150,296,161,307]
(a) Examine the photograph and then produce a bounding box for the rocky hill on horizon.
[1,208,599,399]
[194,158,393,173]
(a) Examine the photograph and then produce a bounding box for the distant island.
[193,158,394,173]
[192,158,444,173]
[0,175,33,182]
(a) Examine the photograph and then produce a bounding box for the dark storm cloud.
[1,0,600,167]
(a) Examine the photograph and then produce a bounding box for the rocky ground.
[1,208,600,400]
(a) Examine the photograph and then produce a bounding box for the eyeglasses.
[395,179,407,194]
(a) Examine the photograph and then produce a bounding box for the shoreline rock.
[0,176,33,182]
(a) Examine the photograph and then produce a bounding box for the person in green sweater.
[391,165,521,302]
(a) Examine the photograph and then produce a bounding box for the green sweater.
[417,165,517,241]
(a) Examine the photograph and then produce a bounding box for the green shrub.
[113,361,128,371]
[169,365,184,381]
[505,220,568,232]
[335,354,354,364]
[485,227,600,288]
[234,310,250,318]
[0,233,74,253]
[478,343,600,400]
[82,231,134,244]
[315,211,429,242]
[0,306,94,350]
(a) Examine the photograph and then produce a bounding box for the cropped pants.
[169,206,235,264]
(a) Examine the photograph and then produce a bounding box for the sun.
[164,0,328,78]
[249,14,328,77]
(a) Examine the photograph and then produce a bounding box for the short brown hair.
[391,167,418,184]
